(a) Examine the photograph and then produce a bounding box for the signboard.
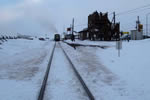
[116,41,122,57]
[123,32,129,34]
[67,28,71,31]
[138,24,143,32]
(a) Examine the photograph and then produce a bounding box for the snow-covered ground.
[62,39,150,100]
[0,39,54,100]
[1,38,150,100]
[99,39,150,100]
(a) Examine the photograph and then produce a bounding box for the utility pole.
[136,16,140,30]
[146,13,150,36]
[70,24,72,34]
[113,12,119,40]
[146,15,148,36]
[114,12,116,25]
[72,18,74,35]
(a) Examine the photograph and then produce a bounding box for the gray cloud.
[0,0,150,36]
[0,0,58,36]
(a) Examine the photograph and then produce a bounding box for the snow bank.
[0,39,54,100]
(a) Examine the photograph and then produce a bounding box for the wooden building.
[79,11,120,41]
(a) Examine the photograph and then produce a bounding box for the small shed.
[130,30,143,40]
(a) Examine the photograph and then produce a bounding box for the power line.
[116,4,150,16]
[118,8,150,16]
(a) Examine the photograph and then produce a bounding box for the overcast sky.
[0,0,150,36]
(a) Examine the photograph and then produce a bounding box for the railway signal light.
[138,24,143,32]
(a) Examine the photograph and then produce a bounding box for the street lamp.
[146,13,150,36]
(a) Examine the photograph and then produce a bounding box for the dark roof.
[79,28,88,33]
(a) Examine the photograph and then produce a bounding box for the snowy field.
[62,39,150,100]
[0,38,150,100]
[0,39,54,100]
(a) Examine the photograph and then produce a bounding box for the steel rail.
[59,43,95,100]
[38,42,56,100]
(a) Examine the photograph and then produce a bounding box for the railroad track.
[38,42,95,100]
[38,42,56,100]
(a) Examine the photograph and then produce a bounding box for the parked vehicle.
[120,34,130,40]
[39,37,45,41]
